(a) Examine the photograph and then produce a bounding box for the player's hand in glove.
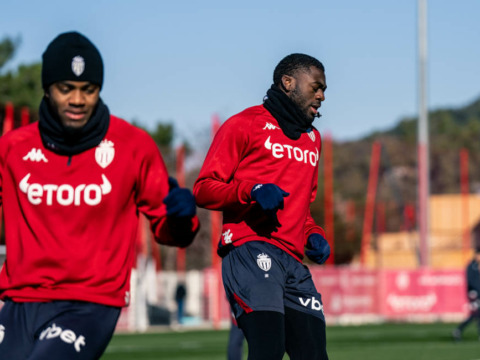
[163,177,196,218]
[251,183,289,217]
[305,233,330,264]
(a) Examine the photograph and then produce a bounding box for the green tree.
[0,36,19,69]
[0,35,43,110]
[150,122,173,148]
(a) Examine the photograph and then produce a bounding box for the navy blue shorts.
[0,300,121,360]
[222,241,325,322]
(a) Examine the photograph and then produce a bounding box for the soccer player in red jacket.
[194,53,330,360]
[0,31,199,360]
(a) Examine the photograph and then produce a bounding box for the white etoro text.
[19,173,112,206]
[264,136,319,167]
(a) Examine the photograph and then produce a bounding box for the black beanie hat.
[42,31,103,90]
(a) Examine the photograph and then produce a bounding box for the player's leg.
[474,310,480,340]
[227,317,245,360]
[284,306,328,360]
[0,300,35,359]
[28,301,121,360]
[457,313,474,333]
[283,261,328,360]
[237,311,285,360]
[222,242,289,360]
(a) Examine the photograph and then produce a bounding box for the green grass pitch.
[102,322,480,359]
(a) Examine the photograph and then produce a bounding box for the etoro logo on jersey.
[19,173,112,206]
[264,136,319,167]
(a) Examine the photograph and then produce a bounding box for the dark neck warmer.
[263,85,314,140]
[39,97,110,156]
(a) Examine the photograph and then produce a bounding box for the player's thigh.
[283,263,327,359]
[284,262,325,323]
[227,324,245,360]
[237,311,285,360]
[29,302,121,360]
[0,301,33,359]
[284,306,328,360]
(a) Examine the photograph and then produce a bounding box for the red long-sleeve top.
[0,116,199,307]
[194,105,325,262]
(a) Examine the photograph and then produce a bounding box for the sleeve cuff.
[237,181,258,204]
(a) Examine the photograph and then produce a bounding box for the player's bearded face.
[290,85,316,121]
[287,67,326,122]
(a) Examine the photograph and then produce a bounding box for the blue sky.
[2,0,480,148]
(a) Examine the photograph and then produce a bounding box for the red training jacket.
[0,116,199,307]
[194,105,325,262]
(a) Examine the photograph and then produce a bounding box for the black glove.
[305,234,330,264]
[250,183,289,217]
[163,177,196,218]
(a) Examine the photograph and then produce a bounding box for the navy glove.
[251,183,289,216]
[305,233,330,264]
[163,177,196,218]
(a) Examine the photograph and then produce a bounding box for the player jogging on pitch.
[0,31,199,359]
[194,53,330,360]
[452,250,480,341]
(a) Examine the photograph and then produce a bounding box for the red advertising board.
[311,267,381,322]
[310,267,467,323]
[116,266,469,331]
[381,269,465,319]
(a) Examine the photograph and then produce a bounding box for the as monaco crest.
[71,56,85,76]
[257,253,271,272]
[95,140,115,168]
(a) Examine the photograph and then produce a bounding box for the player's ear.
[281,75,295,92]
[44,85,51,98]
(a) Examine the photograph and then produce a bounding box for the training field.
[102,322,480,359]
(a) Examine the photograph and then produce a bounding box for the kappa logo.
[222,229,233,244]
[264,136,319,167]
[0,324,5,344]
[263,122,280,130]
[39,323,86,353]
[95,140,115,168]
[257,253,271,272]
[299,296,324,313]
[23,148,48,163]
[252,184,263,192]
[71,56,85,76]
[19,173,112,206]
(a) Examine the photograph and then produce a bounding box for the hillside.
[189,95,480,267]
[311,95,480,263]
